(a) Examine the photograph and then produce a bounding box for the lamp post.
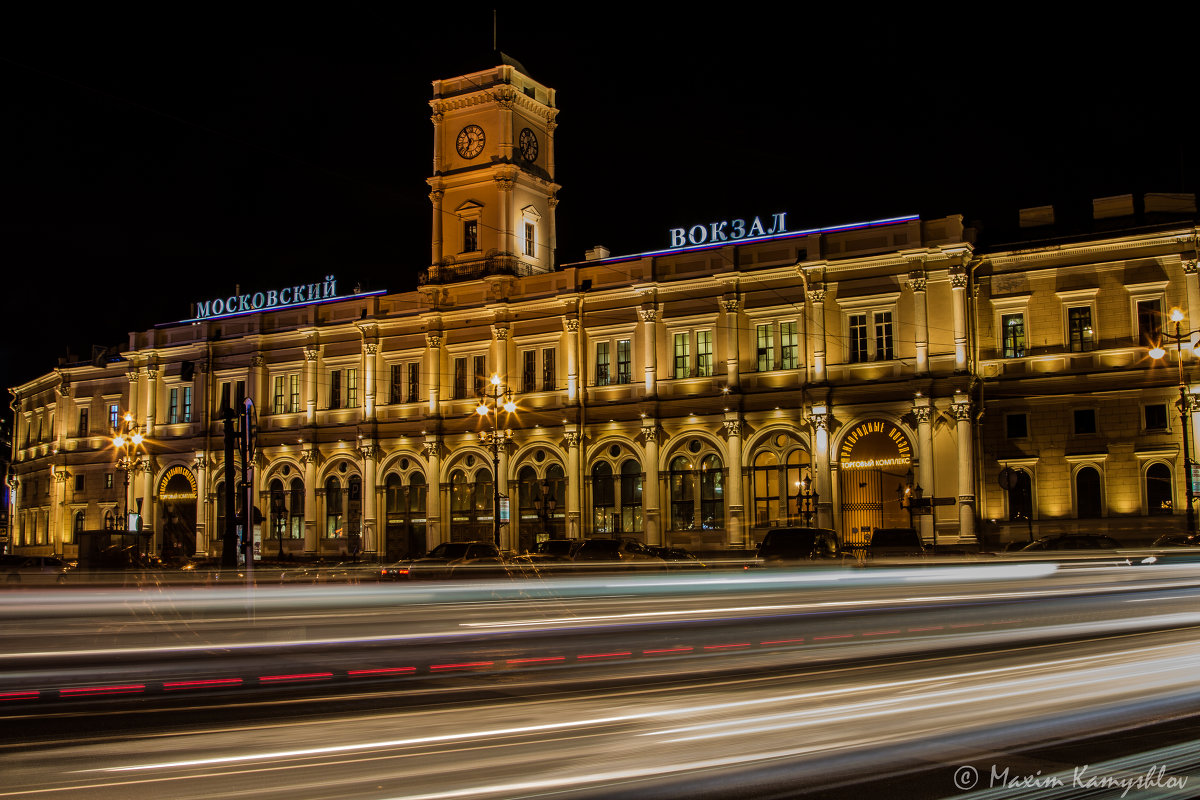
[1150,307,1198,535]
[476,374,516,547]
[799,474,818,527]
[111,413,145,533]
[534,479,558,541]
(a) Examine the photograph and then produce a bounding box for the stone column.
[426,332,443,417]
[1185,260,1200,366]
[950,269,969,373]
[304,345,320,425]
[126,370,141,428]
[810,407,833,529]
[907,272,929,375]
[363,342,378,420]
[194,453,208,555]
[723,412,744,547]
[808,289,827,383]
[720,297,741,390]
[6,476,20,549]
[492,325,510,389]
[429,187,444,267]
[301,448,318,555]
[912,396,935,544]
[496,433,511,550]
[642,420,661,546]
[139,457,154,545]
[547,194,559,269]
[52,469,68,553]
[250,354,266,413]
[565,427,582,539]
[361,443,378,557]
[640,307,657,396]
[950,395,977,542]
[495,173,515,256]
[143,365,159,436]
[565,317,580,402]
[422,438,442,550]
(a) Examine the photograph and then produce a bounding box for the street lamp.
[476,374,516,547]
[534,479,558,540]
[1150,307,1199,535]
[111,413,145,532]
[798,473,818,527]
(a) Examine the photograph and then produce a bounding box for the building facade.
[7,61,1199,559]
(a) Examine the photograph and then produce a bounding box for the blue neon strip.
[567,213,921,265]
[163,289,388,326]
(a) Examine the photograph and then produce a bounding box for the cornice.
[985,230,1196,270]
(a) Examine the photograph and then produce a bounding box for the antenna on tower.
[492,9,497,52]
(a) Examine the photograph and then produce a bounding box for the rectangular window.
[696,331,713,377]
[849,314,868,363]
[1073,408,1097,435]
[522,351,536,393]
[463,220,479,253]
[78,408,89,437]
[109,404,119,431]
[1002,313,1026,358]
[182,386,192,422]
[408,363,420,403]
[1137,299,1162,347]
[542,348,556,391]
[673,333,690,378]
[596,342,610,386]
[1145,403,1168,431]
[330,369,342,409]
[105,473,113,490]
[75,474,84,492]
[346,368,358,408]
[756,324,774,372]
[289,374,300,413]
[474,355,488,396]
[455,357,468,399]
[616,339,632,384]
[524,222,536,257]
[874,311,894,361]
[1068,306,1094,352]
[168,388,179,424]
[1006,413,1028,439]
[390,364,404,405]
[274,376,286,415]
[780,322,798,369]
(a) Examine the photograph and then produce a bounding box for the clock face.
[456,125,485,159]
[518,127,538,162]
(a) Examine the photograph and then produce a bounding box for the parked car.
[1019,534,1121,551]
[380,541,507,580]
[0,555,74,584]
[571,537,663,565]
[865,528,928,560]
[755,528,841,565]
[1151,533,1200,548]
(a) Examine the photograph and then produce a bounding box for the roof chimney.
[1092,194,1134,220]
[1144,192,1197,215]
[1018,205,1055,228]
[585,246,610,261]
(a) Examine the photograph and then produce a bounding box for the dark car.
[1151,533,1200,548]
[571,538,663,564]
[380,541,506,580]
[533,539,581,560]
[755,528,841,565]
[0,555,73,584]
[865,528,928,560]
[1019,534,1121,551]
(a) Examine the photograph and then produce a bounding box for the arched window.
[1147,463,1173,515]
[592,462,614,533]
[1008,469,1032,522]
[104,508,116,531]
[449,467,494,542]
[669,447,725,532]
[325,476,342,537]
[620,459,643,534]
[289,478,304,538]
[752,451,780,526]
[73,510,85,538]
[384,470,428,559]
[1076,466,1102,518]
[270,479,288,539]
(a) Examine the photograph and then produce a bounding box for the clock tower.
[426,55,559,281]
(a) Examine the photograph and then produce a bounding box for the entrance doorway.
[837,420,914,548]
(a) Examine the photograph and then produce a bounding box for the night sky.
[3,8,1196,397]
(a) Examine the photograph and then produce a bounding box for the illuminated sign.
[158,465,197,499]
[838,420,912,471]
[668,213,789,249]
[182,275,386,322]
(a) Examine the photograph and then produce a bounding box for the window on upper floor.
[1145,403,1169,431]
[346,368,358,408]
[616,339,632,383]
[524,222,536,257]
[848,311,894,363]
[1006,413,1029,439]
[1067,306,1095,352]
[671,330,713,378]
[1137,298,1163,348]
[408,362,420,403]
[455,357,469,399]
[596,341,610,386]
[756,324,774,372]
[75,474,84,492]
[109,404,119,432]
[462,220,479,253]
[522,351,536,393]
[1002,313,1026,358]
[1073,408,1097,436]
[330,370,342,409]
[474,355,488,397]
[168,388,179,424]
[541,348,555,391]
[78,408,89,437]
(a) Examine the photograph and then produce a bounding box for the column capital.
[719,297,741,313]
[425,332,443,349]
[564,430,582,449]
[359,444,378,460]
[806,289,826,304]
[905,276,928,293]
[193,454,209,470]
[641,421,658,443]
[422,439,441,460]
[564,318,580,333]
[949,399,973,421]
[950,269,968,289]
[491,325,510,341]
[1183,258,1198,274]
[809,411,829,431]
[912,404,933,425]
[364,342,379,355]
[127,371,141,384]
[722,418,741,437]
[299,449,320,466]
[639,308,657,323]
[303,346,320,362]
[251,354,264,368]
